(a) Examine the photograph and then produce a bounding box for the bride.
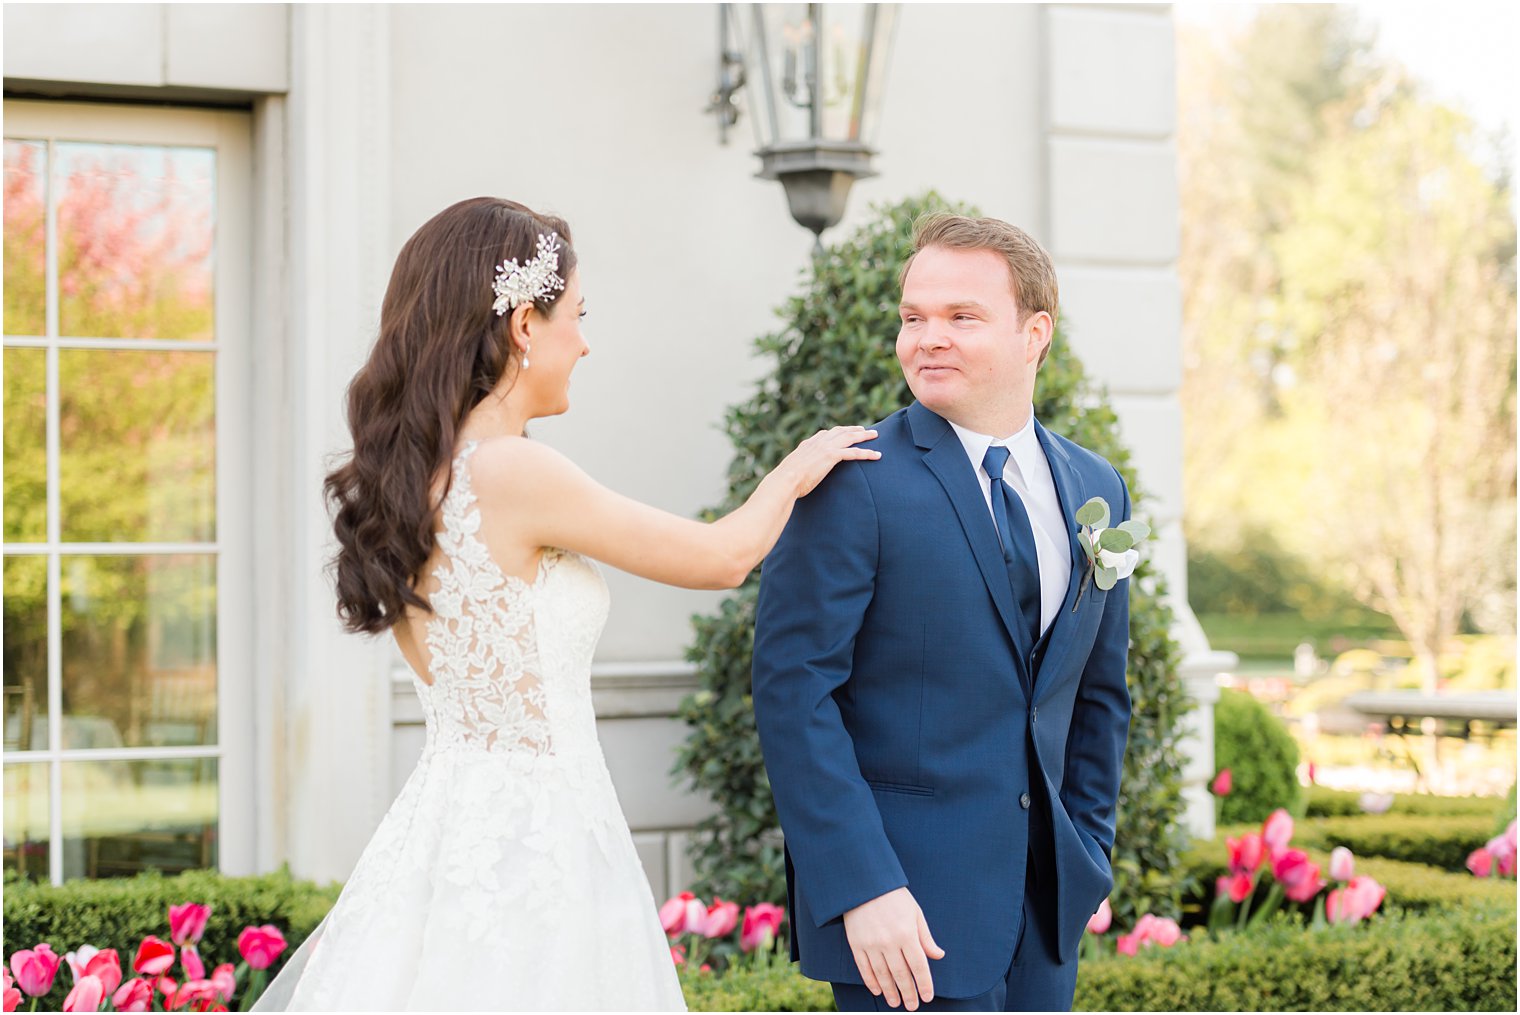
[254,197,878,1011]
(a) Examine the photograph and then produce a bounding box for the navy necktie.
[982,445,1042,650]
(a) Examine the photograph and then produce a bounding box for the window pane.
[3,139,46,337]
[59,349,215,543]
[3,555,48,752]
[3,763,50,880]
[3,347,47,541]
[56,143,215,341]
[60,554,216,749]
[62,757,216,879]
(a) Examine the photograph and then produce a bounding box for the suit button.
[1031,707,1038,723]
[1020,792,1031,809]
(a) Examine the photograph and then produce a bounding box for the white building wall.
[4,1,1219,894]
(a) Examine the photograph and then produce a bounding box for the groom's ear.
[1025,310,1054,366]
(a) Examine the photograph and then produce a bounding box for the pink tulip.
[669,944,686,966]
[1086,897,1113,935]
[658,892,708,937]
[2,970,18,1014]
[1467,846,1495,878]
[1210,768,1232,796]
[169,904,211,947]
[64,946,99,985]
[79,950,120,998]
[113,978,153,1013]
[1484,821,1517,877]
[1226,832,1266,874]
[1329,846,1355,882]
[1498,852,1516,878]
[1216,872,1255,903]
[181,946,205,983]
[236,926,286,971]
[168,979,218,1011]
[1147,916,1184,947]
[740,903,787,952]
[1115,931,1140,956]
[209,964,236,1003]
[9,944,62,996]
[1326,875,1386,924]
[132,937,175,977]
[1261,809,1294,857]
[1272,848,1325,903]
[699,898,740,939]
[62,973,105,1013]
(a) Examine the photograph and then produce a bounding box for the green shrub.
[1295,813,1498,872]
[1306,785,1505,819]
[1179,840,1516,918]
[679,907,1519,1012]
[2,868,338,1008]
[679,960,835,1012]
[1214,688,1302,823]
[674,191,1192,930]
[1074,905,1517,1012]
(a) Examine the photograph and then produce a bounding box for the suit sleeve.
[752,460,908,927]
[1059,465,1134,862]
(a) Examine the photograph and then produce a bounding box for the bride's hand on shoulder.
[772,426,882,498]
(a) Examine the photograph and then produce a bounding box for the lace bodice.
[416,441,610,759]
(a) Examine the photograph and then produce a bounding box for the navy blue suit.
[753,401,1132,1005]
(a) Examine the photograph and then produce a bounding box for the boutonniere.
[1072,497,1150,611]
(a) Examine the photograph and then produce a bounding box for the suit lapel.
[909,403,1033,696]
[1032,420,1095,701]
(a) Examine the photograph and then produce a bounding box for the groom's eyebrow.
[899,300,991,313]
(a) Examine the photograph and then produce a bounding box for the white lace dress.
[256,442,687,1011]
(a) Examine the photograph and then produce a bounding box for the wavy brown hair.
[324,197,577,634]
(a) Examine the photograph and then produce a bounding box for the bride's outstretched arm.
[469,428,880,590]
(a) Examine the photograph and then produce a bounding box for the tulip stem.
[1247,883,1284,930]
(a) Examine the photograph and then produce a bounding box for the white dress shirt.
[948,412,1072,637]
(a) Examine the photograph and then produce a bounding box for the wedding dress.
[256,441,686,1011]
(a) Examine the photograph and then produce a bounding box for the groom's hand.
[842,887,945,1011]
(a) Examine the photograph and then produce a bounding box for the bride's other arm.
[473,428,880,590]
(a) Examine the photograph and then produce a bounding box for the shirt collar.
[948,409,1041,479]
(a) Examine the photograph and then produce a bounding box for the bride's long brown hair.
[324,197,577,634]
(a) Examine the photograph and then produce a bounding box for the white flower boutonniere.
[1072,496,1150,611]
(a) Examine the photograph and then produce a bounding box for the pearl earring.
[523,344,531,370]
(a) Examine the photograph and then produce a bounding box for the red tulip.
[1329,846,1355,882]
[1216,872,1255,903]
[1271,847,1324,903]
[699,898,740,939]
[740,903,787,952]
[62,974,105,1013]
[1467,846,1495,878]
[1226,833,1265,874]
[209,964,236,1003]
[1261,809,1294,857]
[132,937,175,977]
[1210,768,1232,796]
[181,946,205,983]
[169,904,211,947]
[113,978,154,1013]
[669,944,686,966]
[168,979,218,1011]
[236,926,286,971]
[1085,897,1113,935]
[9,944,62,996]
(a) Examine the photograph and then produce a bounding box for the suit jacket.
[752,401,1133,998]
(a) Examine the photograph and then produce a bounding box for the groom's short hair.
[902,214,1060,366]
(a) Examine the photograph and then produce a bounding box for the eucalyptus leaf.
[1118,519,1151,542]
[1098,528,1135,552]
[1075,497,1109,528]
[1096,565,1119,590]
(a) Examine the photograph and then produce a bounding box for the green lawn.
[1197,612,1401,663]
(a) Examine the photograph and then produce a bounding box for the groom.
[753,215,1133,1011]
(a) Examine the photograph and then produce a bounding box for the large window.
[3,102,252,883]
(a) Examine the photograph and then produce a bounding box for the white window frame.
[2,99,255,882]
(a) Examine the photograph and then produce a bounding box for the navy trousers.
[831,736,1079,1012]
